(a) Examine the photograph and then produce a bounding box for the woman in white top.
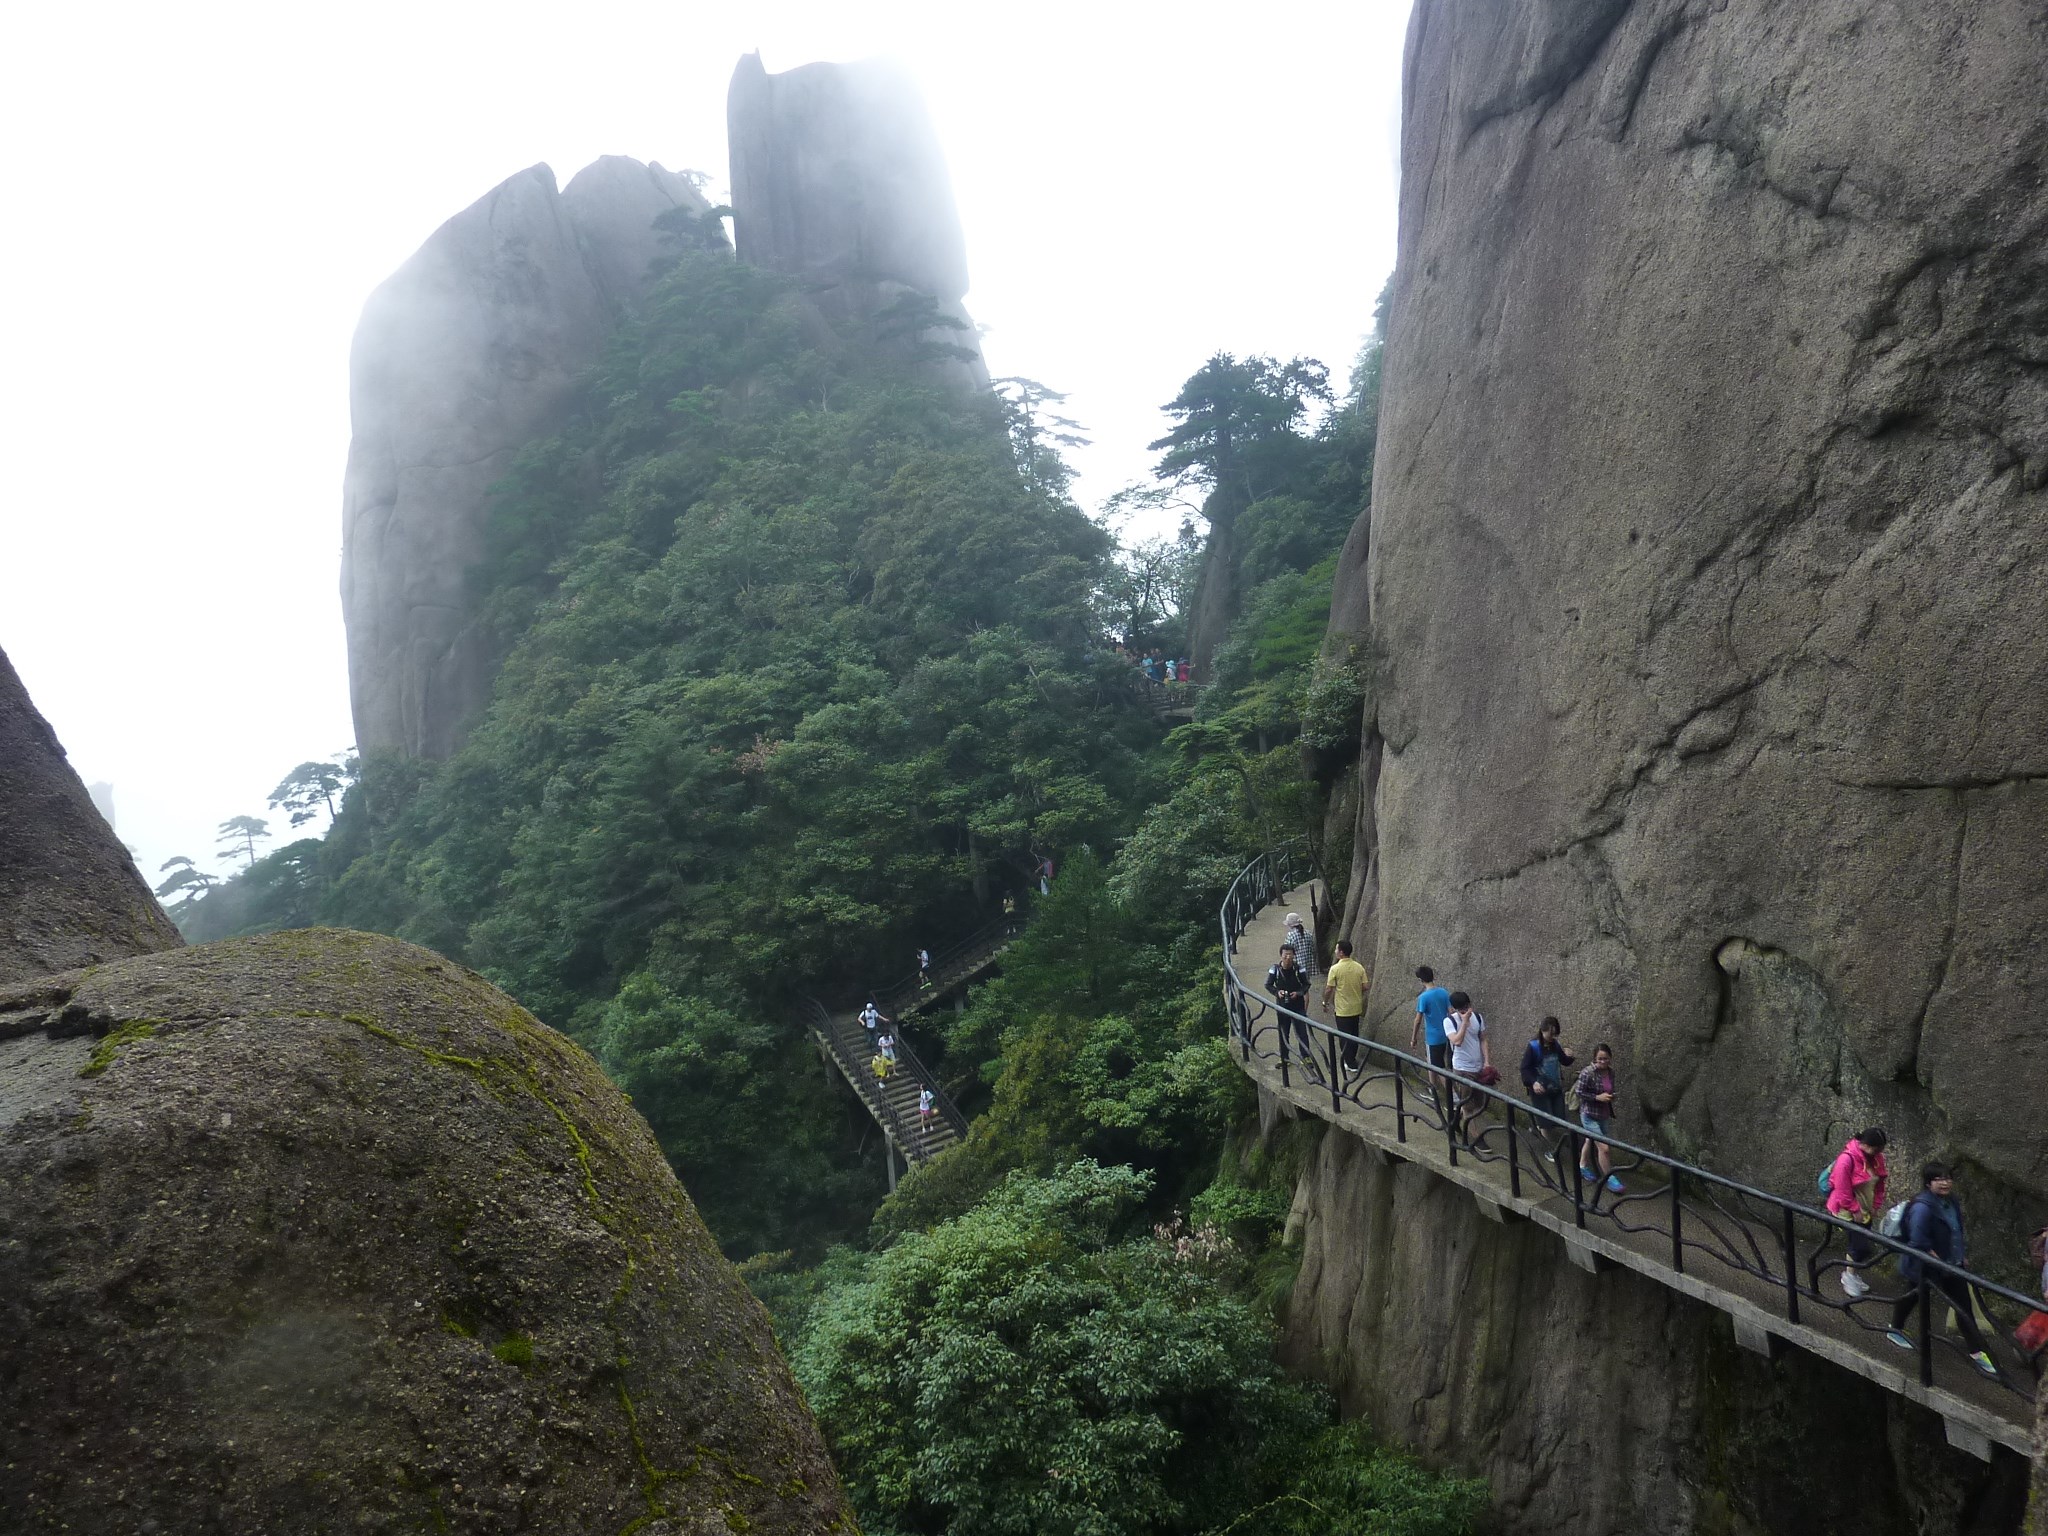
[1443,990,1490,1146]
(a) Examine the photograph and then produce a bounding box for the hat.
[1285,912,1303,927]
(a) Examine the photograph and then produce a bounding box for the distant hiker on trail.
[1824,1127,1889,1299]
[919,1086,936,1134]
[1265,944,1313,1067]
[860,1000,886,1037]
[878,1031,897,1064]
[1322,939,1368,1076]
[871,1051,895,1082]
[1519,1016,1574,1123]
[917,948,933,989]
[1443,992,1491,1145]
[1410,967,1453,1107]
[1886,1163,1998,1377]
[1037,854,1055,896]
[1575,1044,1624,1194]
[1284,912,1318,980]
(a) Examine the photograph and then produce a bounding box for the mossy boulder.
[0,928,851,1535]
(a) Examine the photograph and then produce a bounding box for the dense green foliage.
[784,1162,1487,1536]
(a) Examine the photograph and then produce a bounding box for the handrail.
[1218,848,2046,1417]
[801,996,928,1161]
[891,1030,970,1139]
[874,914,1022,1015]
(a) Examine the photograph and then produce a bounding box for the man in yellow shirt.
[1322,939,1369,1075]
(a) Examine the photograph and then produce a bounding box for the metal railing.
[874,914,1023,1017]
[890,1028,970,1140]
[801,996,930,1162]
[1220,850,2046,1414]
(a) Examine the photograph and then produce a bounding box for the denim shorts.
[1579,1111,1607,1135]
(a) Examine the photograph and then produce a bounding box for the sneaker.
[1840,1270,1870,1300]
[1605,1175,1625,1194]
[1886,1329,1914,1351]
[1969,1351,1998,1378]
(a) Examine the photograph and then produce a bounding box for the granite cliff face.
[728,52,988,391]
[1299,1,2048,1528]
[341,157,712,759]
[0,643,179,984]
[1334,0,2048,1214]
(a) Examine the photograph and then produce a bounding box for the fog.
[0,0,1409,884]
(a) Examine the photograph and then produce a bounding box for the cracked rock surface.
[0,929,849,1536]
[1306,4,2048,1528]
[1338,0,2048,1207]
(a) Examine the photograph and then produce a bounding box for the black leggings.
[1892,1272,1989,1355]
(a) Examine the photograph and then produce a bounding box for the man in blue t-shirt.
[1409,965,1454,1108]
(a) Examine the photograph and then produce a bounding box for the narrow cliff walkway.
[1222,855,2041,1461]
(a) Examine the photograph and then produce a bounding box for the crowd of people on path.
[1259,923,2048,1377]
[860,997,944,1144]
[1114,642,1192,685]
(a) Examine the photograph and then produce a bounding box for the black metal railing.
[874,915,1023,1017]
[891,1028,969,1139]
[1219,851,2046,1417]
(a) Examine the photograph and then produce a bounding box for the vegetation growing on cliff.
[165,244,1474,1530]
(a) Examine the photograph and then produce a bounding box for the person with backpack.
[1822,1127,1889,1299]
[1264,944,1315,1068]
[1519,1016,1575,1122]
[859,999,887,1037]
[1443,991,1491,1145]
[1885,1163,1998,1377]
[1574,1044,1624,1194]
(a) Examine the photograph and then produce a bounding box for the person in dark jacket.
[1885,1163,1998,1376]
[1265,945,1314,1067]
[1519,1016,1574,1121]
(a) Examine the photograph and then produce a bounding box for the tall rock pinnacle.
[727,52,988,391]
[0,644,180,983]
[340,159,711,759]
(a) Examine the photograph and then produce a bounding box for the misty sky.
[0,0,1410,885]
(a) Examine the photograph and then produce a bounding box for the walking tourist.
[1284,911,1318,979]
[1322,939,1368,1075]
[1265,944,1314,1066]
[1824,1127,1889,1299]
[1574,1044,1624,1194]
[1519,1016,1574,1122]
[860,999,885,1037]
[878,1030,897,1064]
[1410,966,1453,1110]
[917,947,933,989]
[919,1086,936,1135]
[871,1051,895,1082]
[1444,992,1490,1144]
[1885,1164,1998,1377]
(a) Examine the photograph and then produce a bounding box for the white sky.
[0,0,1410,886]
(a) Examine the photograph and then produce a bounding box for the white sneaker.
[1840,1270,1870,1300]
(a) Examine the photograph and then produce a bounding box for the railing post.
[1326,1027,1341,1114]
[1571,1147,1586,1229]
[1507,1107,1522,1200]
[1781,1206,1801,1326]
[1917,1275,1933,1387]
[1670,1168,1684,1275]
[1393,1070,1406,1143]
[1444,1087,1460,1167]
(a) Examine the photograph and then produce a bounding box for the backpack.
[1816,1163,1833,1197]
[1877,1199,1910,1240]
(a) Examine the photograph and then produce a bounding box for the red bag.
[2017,1308,2048,1358]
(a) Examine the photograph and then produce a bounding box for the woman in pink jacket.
[1827,1127,1889,1299]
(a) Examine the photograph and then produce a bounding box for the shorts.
[1579,1111,1607,1135]
[1427,1042,1451,1071]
